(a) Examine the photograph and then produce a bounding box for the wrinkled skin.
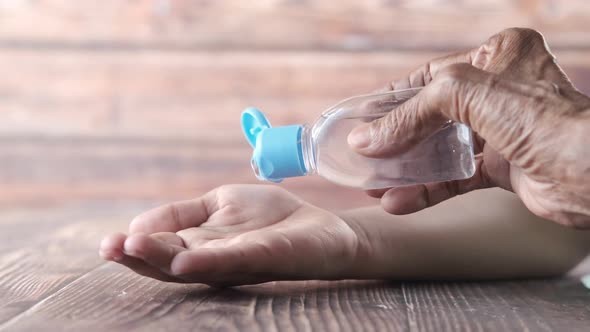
[348,28,590,228]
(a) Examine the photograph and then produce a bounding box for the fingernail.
[99,249,123,262]
[123,239,139,258]
[348,124,371,149]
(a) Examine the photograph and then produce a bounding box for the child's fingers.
[99,232,127,261]
[100,233,182,282]
[124,233,186,273]
[129,191,216,234]
[150,232,186,247]
[116,255,183,283]
[169,238,297,284]
[365,188,388,199]
[176,227,229,248]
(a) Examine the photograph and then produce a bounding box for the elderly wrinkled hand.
[348,28,590,228]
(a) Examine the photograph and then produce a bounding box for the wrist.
[332,208,381,278]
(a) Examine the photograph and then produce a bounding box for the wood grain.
[0,0,588,51]
[0,50,588,206]
[0,135,376,209]
[0,202,148,324]
[0,1,589,331]
[1,50,589,139]
[2,263,589,332]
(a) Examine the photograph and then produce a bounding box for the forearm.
[341,188,590,279]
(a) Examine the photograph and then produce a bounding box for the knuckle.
[422,61,433,83]
[380,83,393,93]
[375,97,436,149]
[519,82,558,110]
[370,109,411,149]
[432,64,469,103]
[437,63,467,81]
[478,28,551,70]
[431,63,484,124]
[499,27,545,46]
[384,109,403,130]
[165,203,181,227]
[407,62,432,86]
[534,80,561,95]
[443,180,461,197]
[369,116,392,146]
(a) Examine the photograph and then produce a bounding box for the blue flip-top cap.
[241,107,307,183]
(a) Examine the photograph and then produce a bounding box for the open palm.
[99,185,362,286]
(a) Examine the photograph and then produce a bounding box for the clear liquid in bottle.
[310,88,475,189]
[241,88,475,189]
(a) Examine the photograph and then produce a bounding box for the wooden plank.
[0,50,589,139]
[0,50,436,138]
[0,0,588,50]
[0,50,433,206]
[0,201,149,252]
[0,203,149,325]
[398,280,590,331]
[0,136,377,209]
[2,263,589,331]
[0,49,588,205]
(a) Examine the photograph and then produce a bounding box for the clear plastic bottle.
[241,88,475,189]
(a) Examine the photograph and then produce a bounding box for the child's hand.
[100,185,590,284]
[99,185,364,286]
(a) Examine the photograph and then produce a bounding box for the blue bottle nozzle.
[241,108,307,183]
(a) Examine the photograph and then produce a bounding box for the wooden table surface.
[0,201,588,331]
[1,1,590,331]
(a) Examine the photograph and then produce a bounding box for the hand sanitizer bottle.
[241,88,475,189]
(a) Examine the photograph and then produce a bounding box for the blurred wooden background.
[0,0,589,209]
[0,2,589,331]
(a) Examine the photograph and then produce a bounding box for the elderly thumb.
[348,64,522,159]
[347,86,447,158]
